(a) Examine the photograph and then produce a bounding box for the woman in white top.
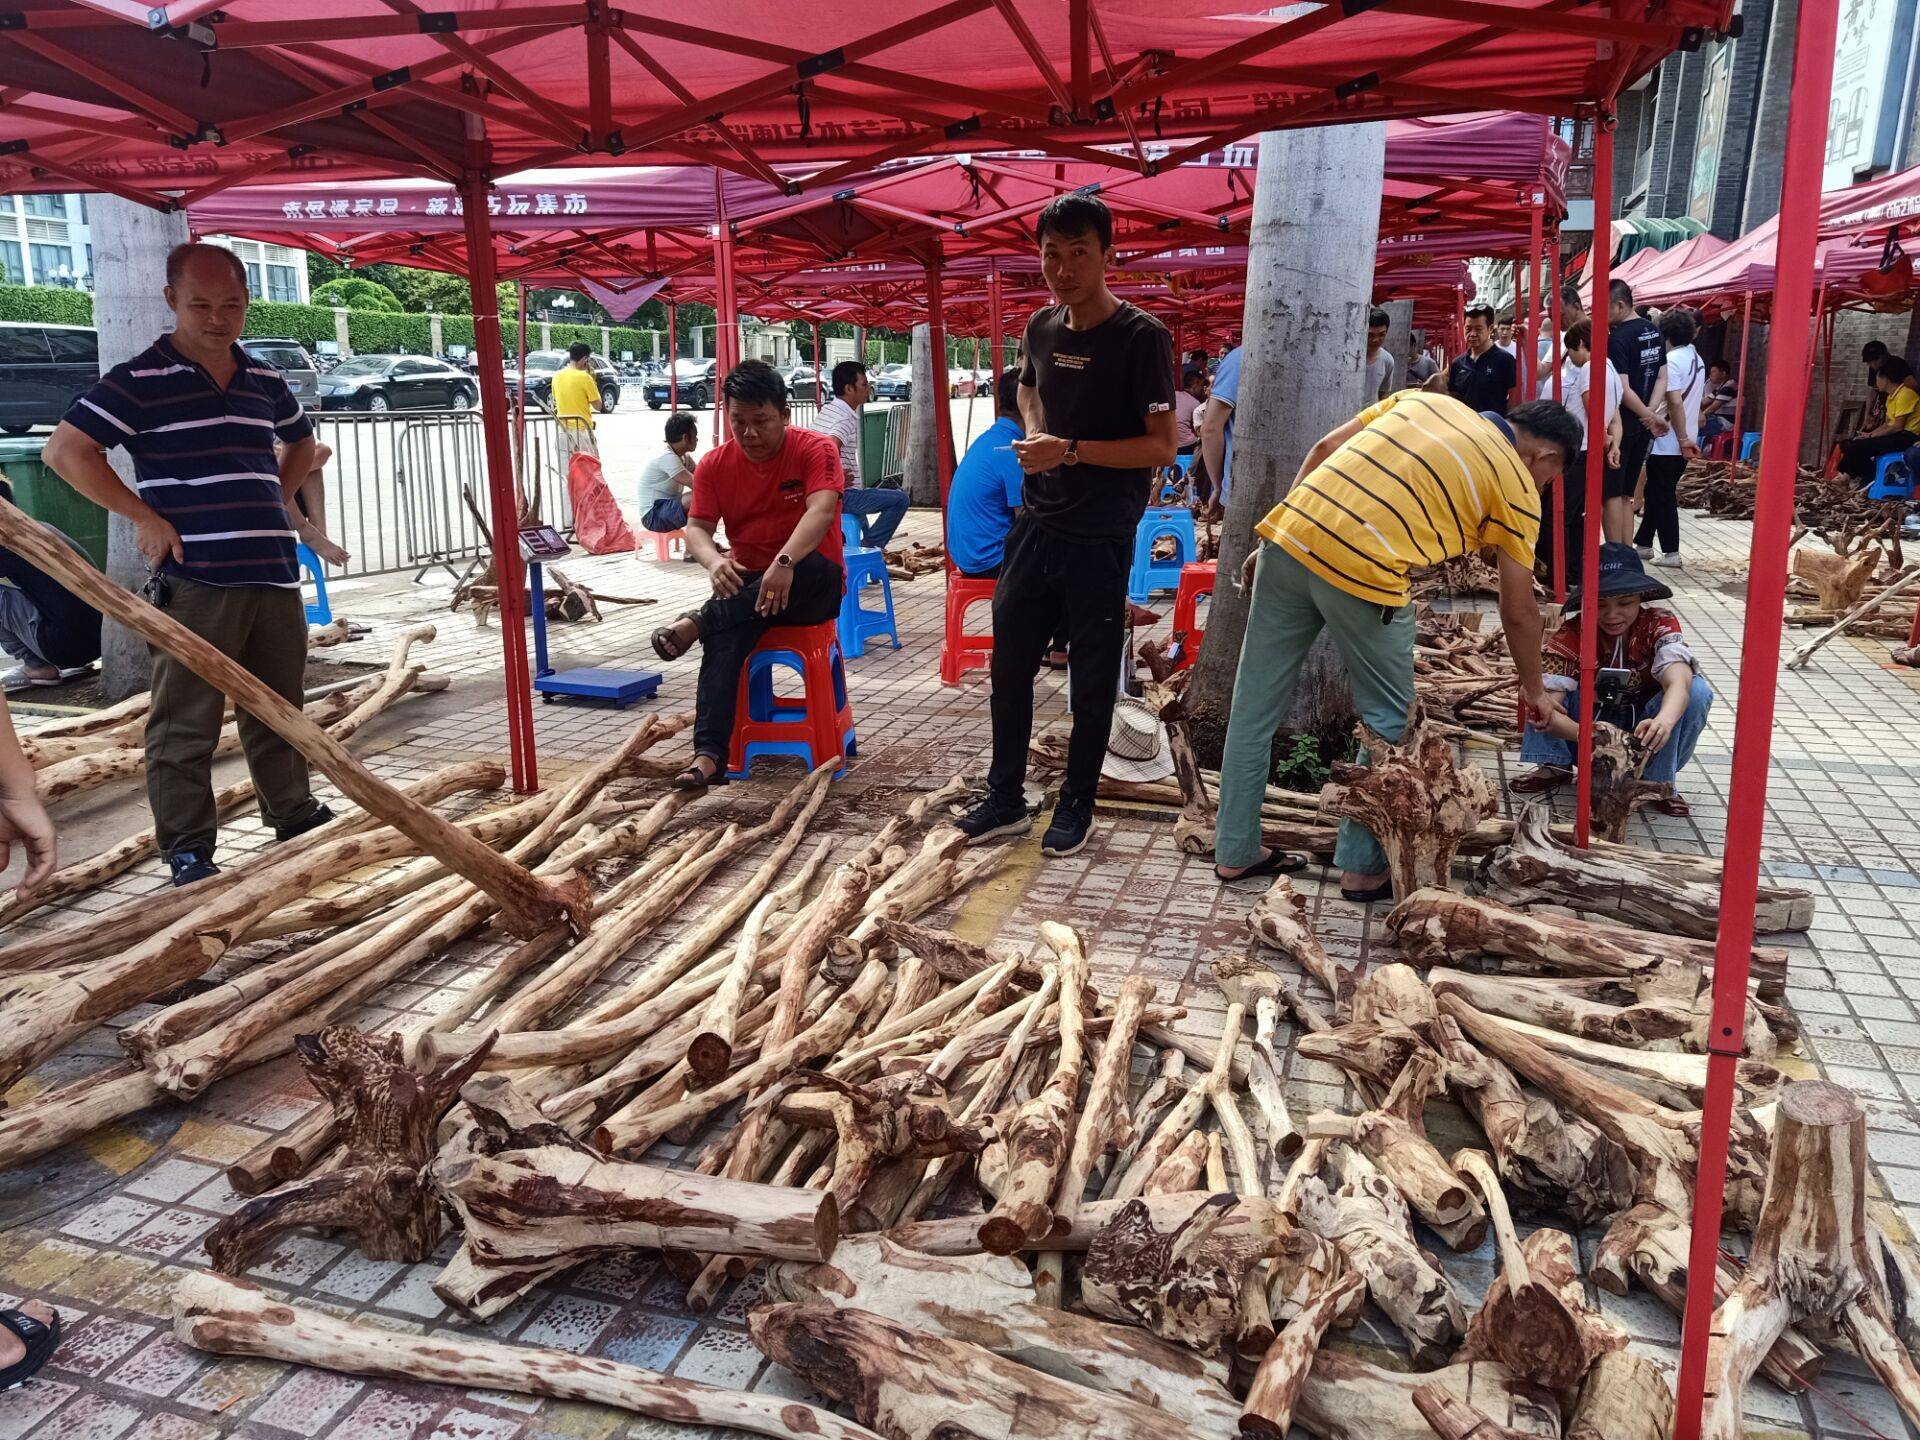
[1638,309,1704,566]
[1535,319,1622,593]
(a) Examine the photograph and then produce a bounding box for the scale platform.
[535,667,662,707]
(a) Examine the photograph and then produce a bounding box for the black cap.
[1565,541,1674,616]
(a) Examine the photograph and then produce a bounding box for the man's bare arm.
[1199,396,1231,486]
[1496,549,1552,720]
[41,421,182,565]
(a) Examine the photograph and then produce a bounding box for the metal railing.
[311,409,575,580]
[877,405,911,483]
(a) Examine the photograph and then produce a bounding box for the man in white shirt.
[1364,307,1394,401]
[1495,318,1518,356]
[1637,309,1704,567]
[814,360,909,549]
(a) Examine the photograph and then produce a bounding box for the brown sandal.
[1510,766,1571,794]
[1652,791,1691,817]
[651,611,701,662]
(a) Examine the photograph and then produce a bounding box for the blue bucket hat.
[1565,541,1674,616]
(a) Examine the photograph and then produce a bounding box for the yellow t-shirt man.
[550,364,600,427]
[1885,382,1919,432]
[1255,390,1543,607]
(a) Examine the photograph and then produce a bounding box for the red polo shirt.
[689,427,844,573]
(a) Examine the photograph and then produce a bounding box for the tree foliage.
[312,276,403,311]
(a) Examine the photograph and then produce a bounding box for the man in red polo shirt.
[651,360,844,788]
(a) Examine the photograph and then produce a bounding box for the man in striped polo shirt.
[1212,389,1580,903]
[43,242,329,885]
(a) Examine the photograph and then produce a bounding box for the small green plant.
[1272,732,1332,791]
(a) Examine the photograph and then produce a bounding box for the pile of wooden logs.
[882,541,948,579]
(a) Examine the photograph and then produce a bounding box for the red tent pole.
[713,171,739,440]
[1573,106,1614,847]
[1671,0,1840,1429]
[1548,225,1566,602]
[1730,289,1753,444]
[1816,281,1833,468]
[514,281,528,485]
[1509,258,1525,408]
[667,301,679,409]
[1524,192,1544,400]
[811,320,823,407]
[1454,286,1466,362]
[458,140,537,795]
[926,252,955,504]
[988,261,1006,413]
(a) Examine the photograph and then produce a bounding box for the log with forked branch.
[1079,1191,1284,1354]
[1294,1352,1561,1439]
[173,1272,881,1440]
[1245,878,1353,1014]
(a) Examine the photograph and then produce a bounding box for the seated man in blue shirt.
[947,369,1027,579]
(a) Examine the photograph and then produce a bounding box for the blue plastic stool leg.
[296,541,331,625]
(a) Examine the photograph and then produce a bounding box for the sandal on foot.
[1215,849,1309,885]
[668,758,726,792]
[1653,791,1691,817]
[651,612,701,662]
[1510,765,1571,795]
[1340,880,1394,904]
[0,1308,60,1391]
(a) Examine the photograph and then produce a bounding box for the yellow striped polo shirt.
[1255,390,1542,606]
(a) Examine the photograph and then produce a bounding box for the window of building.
[23,195,68,220]
[30,243,75,286]
[84,244,93,288]
[244,261,264,299]
[0,241,21,285]
[0,196,16,218]
[266,264,299,303]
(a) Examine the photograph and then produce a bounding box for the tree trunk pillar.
[906,322,943,508]
[85,197,191,700]
[1382,300,1415,397]
[1187,124,1388,744]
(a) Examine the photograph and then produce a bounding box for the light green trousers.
[1213,542,1417,874]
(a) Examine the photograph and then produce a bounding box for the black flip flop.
[0,1308,60,1392]
[668,758,727,792]
[1340,881,1394,904]
[1215,849,1309,885]
[651,611,702,663]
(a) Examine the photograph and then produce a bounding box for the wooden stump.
[1079,1191,1283,1355]
[1587,721,1665,843]
[1294,1353,1560,1439]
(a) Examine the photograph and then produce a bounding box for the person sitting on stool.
[0,511,102,692]
[638,411,699,536]
[814,361,910,551]
[1840,357,1919,483]
[649,361,845,791]
[1512,541,1712,817]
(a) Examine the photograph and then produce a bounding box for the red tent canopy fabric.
[1,0,1716,207]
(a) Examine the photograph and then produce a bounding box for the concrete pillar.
[1382,299,1414,398]
[1189,122,1388,739]
[649,330,659,360]
[904,323,942,507]
[86,197,191,699]
[428,312,444,355]
[693,326,705,359]
[1742,0,1798,229]
[538,319,552,350]
[332,307,351,359]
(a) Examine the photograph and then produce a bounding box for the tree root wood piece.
[765,1237,1240,1431]
[748,1300,1213,1440]
[203,1026,495,1271]
[777,1070,993,1223]
[1295,1353,1560,1439]
[1080,1190,1284,1355]
[1111,1004,1242,1203]
[0,496,591,939]
[1585,721,1666,843]
[1316,708,1496,899]
[1247,878,1352,1013]
[1564,1350,1674,1440]
[1239,1251,1363,1438]
[173,1271,878,1440]
[1429,966,1779,1060]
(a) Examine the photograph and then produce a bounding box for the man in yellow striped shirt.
[1214,390,1580,902]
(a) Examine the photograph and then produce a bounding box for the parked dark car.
[871,363,912,402]
[644,359,719,410]
[508,349,622,411]
[781,363,822,400]
[0,321,98,435]
[239,338,319,408]
[315,355,477,412]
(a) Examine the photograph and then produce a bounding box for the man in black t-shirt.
[1603,279,1672,543]
[952,193,1176,859]
[1448,305,1518,413]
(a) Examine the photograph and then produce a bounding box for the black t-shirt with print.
[1447,345,1518,414]
[1018,300,1175,542]
[1609,316,1667,436]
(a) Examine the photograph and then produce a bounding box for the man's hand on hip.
[1239,546,1260,593]
[706,555,745,599]
[135,512,184,569]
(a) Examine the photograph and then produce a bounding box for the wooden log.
[173,1272,878,1440]
[1481,802,1813,936]
[1145,1131,1211,1195]
[1565,1351,1674,1440]
[1080,1191,1284,1354]
[203,1026,494,1271]
[777,1071,993,1226]
[1412,1385,1541,1440]
[1111,1005,1241,1202]
[748,1301,1213,1440]
[886,1190,1221,1255]
[978,922,1090,1254]
[1239,1253,1363,1438]
[1246,878,1352,1012]
[1293,1353,1560,1439]
[1791,542,1884,612]
[1585,720,1667,843]
[1787,565,1920,669]
[765,1237,1240,1430]
[0,494,588,939]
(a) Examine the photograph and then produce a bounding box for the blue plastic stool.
[1867,452,1916,501]
[296,541,331,625]
[1128,506,1197,604]
[837,515,900,659]
[727,623,858,780]
[1739,431,1761,463]
[1174,453,1194,475]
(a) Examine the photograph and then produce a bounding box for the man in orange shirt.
[650,361,844,789]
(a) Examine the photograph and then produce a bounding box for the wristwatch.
[1063,439,1080,466]
[775,552,794,568]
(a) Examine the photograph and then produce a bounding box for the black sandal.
[1340,880,1394,904]
[651,611,701,663]
[669,758,726,792]
[0,1307,60,1391]
[1215,849,1309,884]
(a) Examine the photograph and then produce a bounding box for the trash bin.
[0,437,108,571]
[860,407,891,486]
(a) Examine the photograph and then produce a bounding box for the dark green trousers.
[145,576,312,857]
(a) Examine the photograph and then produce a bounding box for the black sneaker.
[952,793,1032,845]
[168,848,220,887]
[274,802,335,843]
[1040,800,1094,858]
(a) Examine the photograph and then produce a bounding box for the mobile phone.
[1595,666,1634,694]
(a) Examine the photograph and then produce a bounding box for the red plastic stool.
[1170,561,1216,671]
[653,529,687,561]
[941,575,996,685]
[727,623,856,780]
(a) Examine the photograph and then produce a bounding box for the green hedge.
[0,284,93,326]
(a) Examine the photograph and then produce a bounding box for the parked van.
[0,322,98,435]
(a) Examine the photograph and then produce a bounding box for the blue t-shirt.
[1211,346,1242,504]
[946,414,1026,574]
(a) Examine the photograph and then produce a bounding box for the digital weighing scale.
[520,526,664,708]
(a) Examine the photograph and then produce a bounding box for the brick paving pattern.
[4,492,1919,1438]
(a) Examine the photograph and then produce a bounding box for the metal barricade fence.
[878,405,911,482]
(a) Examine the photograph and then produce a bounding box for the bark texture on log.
[1245,879,1351,1012]
[1586,722,1664,843]
[1080,1191,1282,1354]
[1566,1350,1674,1440]
[1294,1353,1560,1440]
[1239,1250,1363,1438]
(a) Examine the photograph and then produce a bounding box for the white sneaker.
[1635,544,1654,559]
[1652,552,1683,568]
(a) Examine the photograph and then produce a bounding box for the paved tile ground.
[4,491,1919,1439]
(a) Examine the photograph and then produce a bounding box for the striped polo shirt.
[1256,390,1541,607]
[63,335,313,588]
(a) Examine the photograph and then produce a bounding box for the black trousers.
[1536,464,1590,594]
[1635,455,1686,555]
[691,552,843,762]
[985,515,1129,809]
[1840,430,1912,481]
